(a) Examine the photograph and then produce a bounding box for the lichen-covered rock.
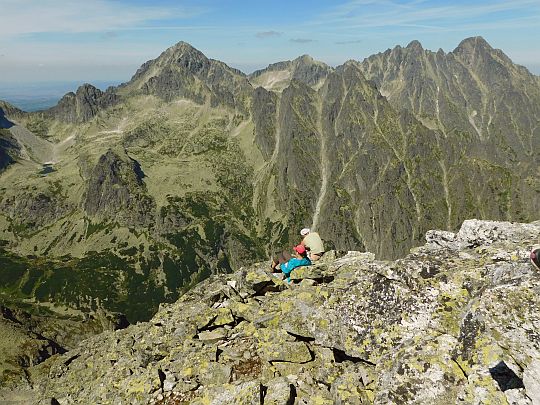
[263,377,294,404]
[4,219,540,404]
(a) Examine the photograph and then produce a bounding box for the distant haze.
[0,81,121,111]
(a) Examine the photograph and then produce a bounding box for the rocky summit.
[2,219,539,404]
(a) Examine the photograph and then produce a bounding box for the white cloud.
[0,0,206,37]
[313,0,540,30]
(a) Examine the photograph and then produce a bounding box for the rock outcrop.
[83,149,155,227]
[6,219,539,404]
[0,191,72,232]
[46,84,119,123]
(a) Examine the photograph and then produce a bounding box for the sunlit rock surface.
[2,219,539,404]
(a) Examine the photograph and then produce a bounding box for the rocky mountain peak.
[451,36,519,83]
[294,54,314,65]
[123,40,251,111]
[127,41,210,85]
[168,40,198,53]
[76,83,101,95]
[406,39,424,51]
[45,83,119,123]
[0,100,24,118]
[405,40,425,56]
[454,35,493,54]
[250,54,332,91]
[159,41,212,75]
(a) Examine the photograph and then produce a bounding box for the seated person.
[300,228,325,261]
[271,245,311,282]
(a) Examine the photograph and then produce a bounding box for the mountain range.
[0,36,538,336]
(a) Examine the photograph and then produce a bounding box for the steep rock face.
[360,36,540,229]
[253,64,448,257]
[13,219,540,404]
[0,103,22,172]
[317,64,447,256]
[0,128,20,173]
[0,101,24,125]
[273,81,321,219]
[46,84,119,123]
[83,149,155,227]
[251,87,278,159]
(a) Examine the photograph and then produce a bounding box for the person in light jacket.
[300,228,325,261]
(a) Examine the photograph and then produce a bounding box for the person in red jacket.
[271,245,311,282]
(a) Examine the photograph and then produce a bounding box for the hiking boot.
[531,245,540,271]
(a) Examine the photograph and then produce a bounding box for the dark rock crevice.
[489,361,525,391]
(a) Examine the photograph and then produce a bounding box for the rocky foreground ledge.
[2,219,540,404]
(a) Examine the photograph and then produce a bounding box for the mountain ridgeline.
[0,37,538,327]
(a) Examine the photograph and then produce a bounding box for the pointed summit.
[168,40,197,52]
[294,54,314,64]
[123,40,251,111]
[404,40,425,56]
[454,36,493,53]
[47,83,119,123]
[406,40,423,51]
[452,36,510,72]
[129,41,211,84]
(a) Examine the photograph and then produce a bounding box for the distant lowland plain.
[0,81,120,112]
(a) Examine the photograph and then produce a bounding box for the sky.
[0,0,539,85]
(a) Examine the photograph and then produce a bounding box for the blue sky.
[1,0,539,84]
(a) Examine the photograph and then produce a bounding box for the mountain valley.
[0,37,538,384]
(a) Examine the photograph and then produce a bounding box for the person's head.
[300,228,310,237]
[293,244,307,258]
